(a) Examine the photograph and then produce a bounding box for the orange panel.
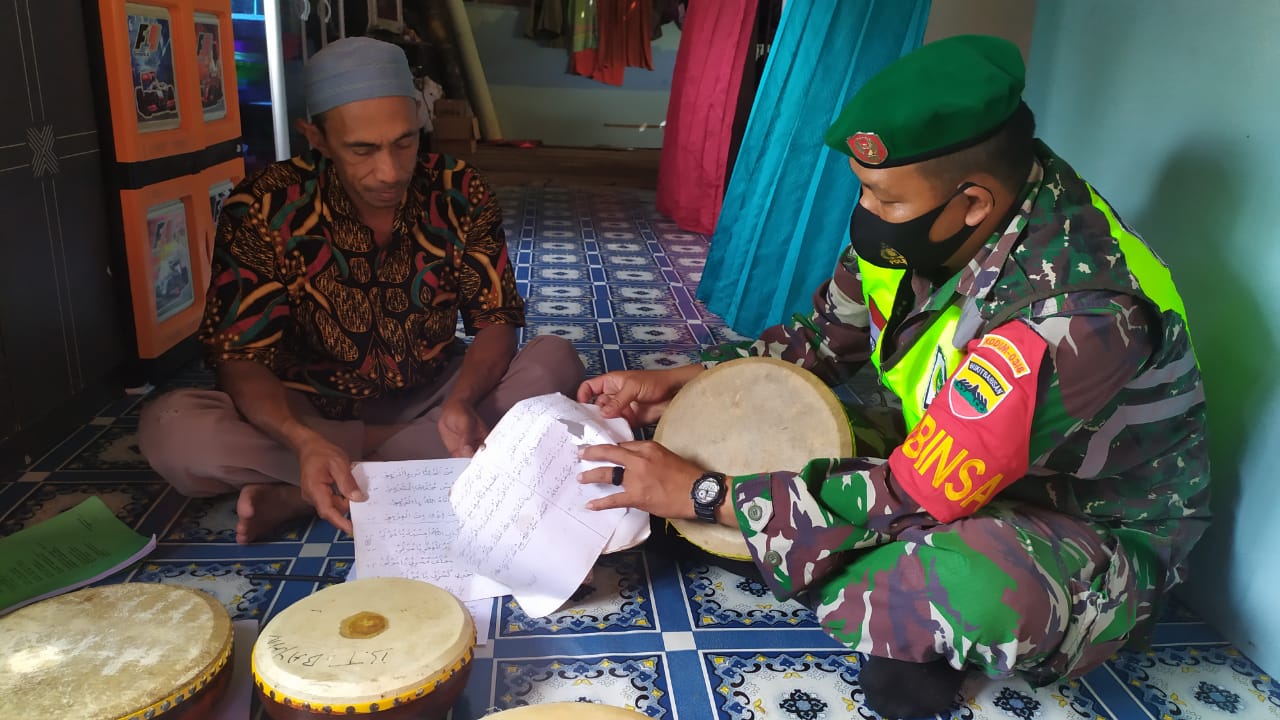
[98,1,200,162]
[119,175,209,358]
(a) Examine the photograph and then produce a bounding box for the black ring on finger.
[611,465,625,486]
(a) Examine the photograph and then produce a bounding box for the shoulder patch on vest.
[949,355,1010,419]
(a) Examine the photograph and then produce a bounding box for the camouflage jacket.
[703,141,1210,601]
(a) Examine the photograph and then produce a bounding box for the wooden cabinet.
[0,0,126,452]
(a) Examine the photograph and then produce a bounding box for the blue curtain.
[697,0,932,337]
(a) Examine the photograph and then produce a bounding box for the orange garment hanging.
[572,0,653,86]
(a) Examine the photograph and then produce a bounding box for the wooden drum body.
[0,583,234,720]
[654,356,855,561]
[253,577,474,719]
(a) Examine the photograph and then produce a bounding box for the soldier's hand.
[576,366,703,427]
[578,440,706,520]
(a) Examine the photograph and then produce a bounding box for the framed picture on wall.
[367,0,404,34]
[125,4,181,132]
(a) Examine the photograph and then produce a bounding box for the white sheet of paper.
[209,619,258,720]
[449,393,647,618]
[464,599,494,646]
[349,459,510,601]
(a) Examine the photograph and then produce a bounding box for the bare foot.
[235,483,314,544]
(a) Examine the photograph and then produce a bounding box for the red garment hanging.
[572,0,654,86]
[656,0,758,235]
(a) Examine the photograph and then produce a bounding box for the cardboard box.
[434,98,473,117]
[433,114,478,141]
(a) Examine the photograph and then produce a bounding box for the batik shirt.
[200,150,524,420]
[702,142,1210,603]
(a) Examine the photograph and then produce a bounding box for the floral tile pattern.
[493,655,674,718]
[500,552,655,636]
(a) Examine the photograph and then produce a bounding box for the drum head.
[487,702,652,718]
[252,577,474,711]
[654,357,854,561]
[0,583,233,720]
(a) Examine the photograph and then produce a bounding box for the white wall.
[464,2,679,148]
[1026,0,1280,674]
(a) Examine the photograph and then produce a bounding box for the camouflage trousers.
[815,403,1156,686]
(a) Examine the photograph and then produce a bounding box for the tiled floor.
[4,185,1279,719]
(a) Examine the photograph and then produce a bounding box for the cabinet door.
[0,0,124,431]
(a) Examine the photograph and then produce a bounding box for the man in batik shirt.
[577,35,1209,719]
[140,38,583,543]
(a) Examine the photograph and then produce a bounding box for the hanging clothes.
[697,0,932,337]
[655,0,759,235]
[572,0,653,86]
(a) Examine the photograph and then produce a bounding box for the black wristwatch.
[691,472,727,523]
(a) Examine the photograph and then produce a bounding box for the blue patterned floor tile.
[500,551,656,637]
[602,253,660,271]
[704,650,866,720]
[622,348,702,371]
[601,267,666,284]
[706,323,751,345]
[534,266,591,282]
[532,250,587,266]
[128,559,290,620]
[527,296,597,319]
[59,425,149,471]
[1106,645,1280,719]
[680,562,818,629]
[600,240,647,254]
[0,479,168,534]
[524,319,603,345]
[606,285,682,322]
[492,655,674,717]
[617,322,697,346]
[953,674,1114,720]
[161,493,310,543]
[575,348,608,378]
[27,426,111,471]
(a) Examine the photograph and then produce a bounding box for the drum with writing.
[252,577,474,719]
[654,356,855,561]
[485,702,652,718]
[0,582,234,720]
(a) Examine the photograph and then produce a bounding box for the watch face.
[693,478,718,504]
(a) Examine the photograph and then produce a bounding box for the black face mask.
[849,182,985,273]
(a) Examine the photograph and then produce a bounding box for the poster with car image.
[147,199,194,322]
[126,4,181,131]
[194,12,226,121]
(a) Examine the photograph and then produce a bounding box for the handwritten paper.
[349,459,509,601]
[449,393,647,618]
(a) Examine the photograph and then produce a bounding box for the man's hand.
[578,440,708,520]
[438,400,489,457]
[576,365,702,427]
[294,432,364,535]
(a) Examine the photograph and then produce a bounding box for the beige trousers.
[138,336,585,497]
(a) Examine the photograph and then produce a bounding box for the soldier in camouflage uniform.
[578,35,1209,719]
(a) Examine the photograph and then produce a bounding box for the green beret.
[824,34,1025,168]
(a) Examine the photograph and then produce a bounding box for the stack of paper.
[349,394,648,620]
